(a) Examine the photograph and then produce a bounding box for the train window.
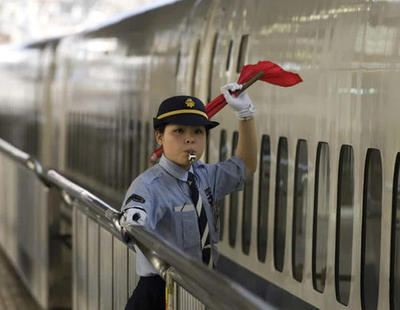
[391,153,400,310]
[175,49,181,76]
[312,142,330,293]
[293,139,308,282]
[112,117,118,190]
[229,131,239,247]
[335,145,354,306]
[218,130,228,241]
[99,116,107,184]
[73,113,79,171]
[191,40,201,95]
[71,112,76,170]
[119,112,128,192]
[135,121,142,176]
[236,35,249,73]
[115,115,123,191]
[67,112,73,169]
[226,39,233,72]
[78,113,84,172]
[118,116,125,191]
[83,114,89,176]
[205,134,210,163]
[207,33,218,103]
[88,115,95,180]
[106,117,114,188]
[274,137,288,272]
[257,135,271,262]
[144,121,151,170]
[127,118,134,187]
[242,172,254,255]
[361,149,382,310]
[93,115,99,180]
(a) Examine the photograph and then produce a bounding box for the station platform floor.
[0,249,41,310]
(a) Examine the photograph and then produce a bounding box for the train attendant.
[120,82,257,310]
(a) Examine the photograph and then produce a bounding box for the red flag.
[238,61,302,86]
[205,61,302,118]
[149,61,302,163]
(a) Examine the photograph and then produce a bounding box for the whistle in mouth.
[188,153,196,164]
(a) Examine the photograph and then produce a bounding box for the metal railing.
[0,137,275,310]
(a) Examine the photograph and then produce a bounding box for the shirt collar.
[159,154,193,182]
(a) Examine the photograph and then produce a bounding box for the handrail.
[125,225,273,310]
[0,138,50,186]
[0,137,276,310]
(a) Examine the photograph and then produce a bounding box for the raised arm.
[237,118,257,175]
[221,83,258,177]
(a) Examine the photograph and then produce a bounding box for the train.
[0,0,399,309]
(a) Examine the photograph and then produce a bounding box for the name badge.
[174,204,195,212]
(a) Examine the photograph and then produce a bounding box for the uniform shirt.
[121,154,246,276]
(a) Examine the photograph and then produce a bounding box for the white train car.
[0,0,399,309]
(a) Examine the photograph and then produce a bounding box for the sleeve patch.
[121,207,147,227]
[125,193,146,206]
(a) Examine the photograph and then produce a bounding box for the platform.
[0,248,41,310]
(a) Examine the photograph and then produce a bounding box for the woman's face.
[156,124,206,170]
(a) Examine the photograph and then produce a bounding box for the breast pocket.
[174,205,200,252]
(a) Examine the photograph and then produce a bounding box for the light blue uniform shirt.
[121,154,246,276]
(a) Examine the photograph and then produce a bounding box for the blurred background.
[0,0,163,45]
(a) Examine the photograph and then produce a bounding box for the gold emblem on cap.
[185,98,195,108]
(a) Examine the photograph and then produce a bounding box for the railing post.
[165,267,175,310]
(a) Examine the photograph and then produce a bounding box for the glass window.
[106,117,114,188]
[391,153,400,310]
[111,116,118,190]
[85,114,91,177]
[361,149,382,310]
[293,140,308,282]
[117,115,125,191]
[218,130,228,241]
[94,115,100,180]
[335,145,354,305]
[312,142,330,292]
[257,135,271,262]
[242,173,254,255]
[127,118,134,186]
[67,112,73,169]
[191,40,201,95]
[229,131,239,247]
[207,33,218,103]
[134,121,142,176]
[175,50,181,76]
[205,134,210,164]
[274,137,288,272]
[143,121,151,170]
[88,115,95,180]
[226,39,233,71]
[237,35,249,73]
[121,115,129,190]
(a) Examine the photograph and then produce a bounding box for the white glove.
[120,207,147,228]
[221,82,255,120]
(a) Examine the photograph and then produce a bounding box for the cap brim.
[154,114,219,129]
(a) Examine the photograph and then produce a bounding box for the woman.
[120,82,257,309]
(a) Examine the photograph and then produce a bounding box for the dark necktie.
[187,172,211,266]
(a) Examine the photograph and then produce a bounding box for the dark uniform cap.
[153,96,219,130]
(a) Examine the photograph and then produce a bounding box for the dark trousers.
[125,275,165,310]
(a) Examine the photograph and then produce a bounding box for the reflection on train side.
[43,107,400,309]
[217,133,390,308]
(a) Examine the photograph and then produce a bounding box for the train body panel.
[1,0,400,309]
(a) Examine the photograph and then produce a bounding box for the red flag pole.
[149,60,303,164]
